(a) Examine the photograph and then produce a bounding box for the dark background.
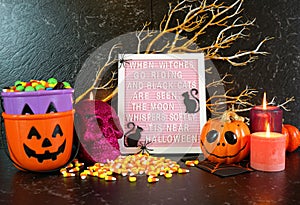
[0,0,299,128]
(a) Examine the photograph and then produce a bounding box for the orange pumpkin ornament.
[282,124,300,152]
[282,126,290,150]
[200,111,250,164]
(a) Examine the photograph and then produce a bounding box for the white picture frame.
[118,53,206,154]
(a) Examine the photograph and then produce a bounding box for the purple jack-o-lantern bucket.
[1,89,74,114]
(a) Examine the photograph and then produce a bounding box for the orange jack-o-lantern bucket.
[2,110,74,172]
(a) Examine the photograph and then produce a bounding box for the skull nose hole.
[42,138,52,147]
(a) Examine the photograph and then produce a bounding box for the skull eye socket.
[108,117,118,130]
[52,124,63,138]
[206,130,219,143]
[96,118,103,127]
[28,127,41,139]
[225,131,237,145]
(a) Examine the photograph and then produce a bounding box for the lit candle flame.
[262,92,267,110]
[266,123,270,138]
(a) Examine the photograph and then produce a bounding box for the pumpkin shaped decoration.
[282,124,300,152]
[200,111,250,164]
[2,110,74,172]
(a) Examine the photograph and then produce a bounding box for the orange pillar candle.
[250,124,285,172]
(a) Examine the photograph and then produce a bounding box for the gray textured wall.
[0,0,299,128]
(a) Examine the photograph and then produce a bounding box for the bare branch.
[136,22,156,54]
[278,96,295,111]
[75,44,121,104]
[143,0,272,66]
[206,87,258,115]
[206,73,233,88]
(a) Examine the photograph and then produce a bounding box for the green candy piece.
[48,78,58,85]
[35,84,45,90]
[25,86,35,92]
[14,80,22,86]
[16,85,25,91]
[62,81,71,88]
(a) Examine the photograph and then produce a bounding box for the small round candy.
[25,86,35,92]
[63,82,71,88]
[48,83,56,88]
[47,78,58,85]
[25,82,32,87]
[40,80,47,87]
[31,82,39,88]
[35,84,45,90]
[14,80,22,86]
[15,85,25,91]
[46,87,53,90]
[53,82,65,90]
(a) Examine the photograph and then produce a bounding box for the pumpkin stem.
[221,110,245,123]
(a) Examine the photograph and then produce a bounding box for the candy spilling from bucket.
[2,110,74,172]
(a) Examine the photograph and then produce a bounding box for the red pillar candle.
[250,126,285,172]
[250,93,283,133]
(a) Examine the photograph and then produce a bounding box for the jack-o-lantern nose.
[42,138,52,147]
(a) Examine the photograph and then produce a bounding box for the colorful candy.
[147,176,159,183]
[105,176,117,181]
[128,176,137,182]
[60,155,190,184]
[80,172,88,179]
[48,77,58,85]
[178,168,190,174]
[62,172,76,177]
[3,78,72,92]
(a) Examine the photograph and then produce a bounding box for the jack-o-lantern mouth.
[23,140,66,163]
[200,140,248,159]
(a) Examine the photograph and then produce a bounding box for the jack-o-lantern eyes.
[27,125,63,140]
[21,103,58,115]
[205,130,238,145]
[22,104,34,115]
[46,102,57,113]
[52,124,63,138]
[28,127,41,139]
[224,131,237,145]
[206,130,219,143]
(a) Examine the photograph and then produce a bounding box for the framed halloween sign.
[118,54,206,154]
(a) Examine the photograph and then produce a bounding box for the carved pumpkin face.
[3,110,74,171]
[200,111,250,164]
[23,125,65,163]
